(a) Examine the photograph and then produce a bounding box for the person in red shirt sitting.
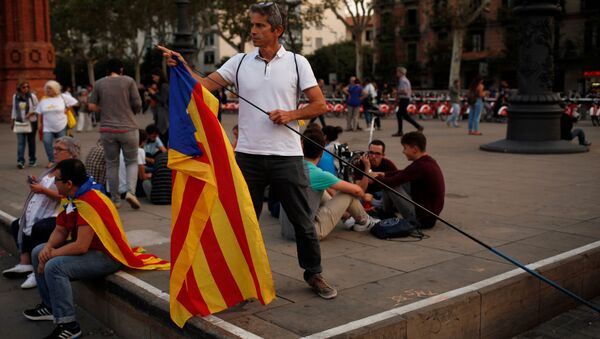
[374,132,445,229]
[23,159,168,339]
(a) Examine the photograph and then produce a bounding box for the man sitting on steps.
[23,159,168,339]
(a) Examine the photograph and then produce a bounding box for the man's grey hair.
[55,136,81,159]
[249,2,286,36]
[397,66,407,75]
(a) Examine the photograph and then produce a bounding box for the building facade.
[374,0,600,94]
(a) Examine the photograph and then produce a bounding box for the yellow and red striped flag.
[63,184,170,270]
[168,62,275,327]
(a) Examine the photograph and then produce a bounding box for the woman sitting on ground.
[2,136,80,289]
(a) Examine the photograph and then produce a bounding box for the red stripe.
[192,86,265,302]
[177,267,211,316]
[171,176,206,267]
[78,191,144,266]
[200,219,244,307]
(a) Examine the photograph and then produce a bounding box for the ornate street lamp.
[480,0,587,154]
[172,0,196,67]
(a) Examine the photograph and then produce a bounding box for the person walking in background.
[446,79,461,128]
[343,77,364,132]
[467,75,487,135]
[12,80,39,169]
[148,68,169,145]
[75,88,93,132]
[589,101,599,126]
[88,58,142,209]
[392,67,423,137]
[35,80,78,168]
[363,78,380,130]
[3,136,80,290]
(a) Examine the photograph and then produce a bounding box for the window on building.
[407,43,417,62]
[204,51,215,65]
[585,21,600,52]
[366,30,373,42]
[472,33,482,52]
[407,9,418,27]
[204,33,214,47]
[316,37,323,49]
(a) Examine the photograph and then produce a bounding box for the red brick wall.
[0,0,55,122]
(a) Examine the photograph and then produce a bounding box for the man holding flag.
[159,0,335,304]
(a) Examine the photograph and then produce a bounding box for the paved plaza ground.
[0,111,599,337]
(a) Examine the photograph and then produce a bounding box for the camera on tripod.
[335,143,364,181]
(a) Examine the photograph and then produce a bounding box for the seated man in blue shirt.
[280,128,379,240]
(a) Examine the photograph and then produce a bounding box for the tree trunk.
[69,60,76,89]
[87,60,96,85]
[449,27,465,87]
[355,37,363,80]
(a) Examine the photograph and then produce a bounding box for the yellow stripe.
[170,173,218,308]
[193,245,228,313]
[210,200,256,299]
[170,300,193,328]
[74,197,169,270]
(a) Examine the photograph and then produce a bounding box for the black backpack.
[370,217,419,239]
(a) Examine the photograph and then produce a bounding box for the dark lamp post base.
[480,139,588,154]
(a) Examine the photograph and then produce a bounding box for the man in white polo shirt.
[159,2,334,299]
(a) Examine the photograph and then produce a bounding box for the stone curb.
[3,209,600,338]
[0,211,247,339]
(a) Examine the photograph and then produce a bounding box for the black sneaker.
[44,322,82,339]
[23,303,53,321]
[305,274,337,299]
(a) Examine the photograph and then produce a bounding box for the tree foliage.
[323,0,374,79]
[307,41,373,85]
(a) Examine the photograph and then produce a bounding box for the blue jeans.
[32,243,122,324]
[447,103,461,127]
[17,121,37,165]
[468,99,483,132]
[235,152,322,279]
[42,127,67,163]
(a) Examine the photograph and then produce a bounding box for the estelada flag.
[167,62,275,327]
[61,181,170,270]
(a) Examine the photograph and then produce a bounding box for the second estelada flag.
[167,61,275,328]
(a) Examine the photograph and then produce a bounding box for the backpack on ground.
[370,217,419,239]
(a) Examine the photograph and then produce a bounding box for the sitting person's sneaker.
[353,216,380,232]
[2,263,33,278]
[23,303,53,321]
[21,272,37,289]
[125,191,141,209]
[45,322,82,339]
[342,217,355,230]
[305,273,337,299]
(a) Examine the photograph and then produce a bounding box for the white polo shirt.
[217,46,318,156]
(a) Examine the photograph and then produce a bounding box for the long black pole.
[169,53,600,315]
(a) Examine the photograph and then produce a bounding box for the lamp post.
[172,0,196,67]
[480,0,587,154]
